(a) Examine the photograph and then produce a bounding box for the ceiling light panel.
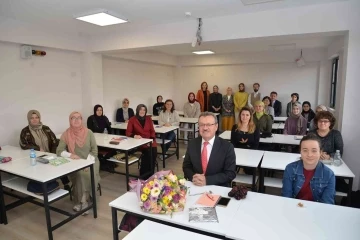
[192,51,215,55]
[76,12,127,26]
[241,0,284,6]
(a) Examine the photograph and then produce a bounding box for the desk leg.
[125,151,130,191]
[193,124,196,139]
[111,207,119,240]
[0,172,7,224]
[90,164,97,218]
[176,128,179,159]
[149,141,153,174]
[43,182,53,240]
[259,168,265,193]
[347,177,353,206]
[252,167,257,192]
[162,134,166,169]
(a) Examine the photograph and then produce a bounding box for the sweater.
[253,113,272,134]
[310,129,344,155]
[301,110,316,128]
[196,90,211,112]
[158,110,180,126]
[208,92,222,113]
[284,116,308,135]
[222,95,235,117]
[116,108,135,122]
[19,125,58,153]
[152,102,164,116]
[87,115,111,133]
[183,102,201,118]
[230,125,260,149]
[233,92,248,112]
[126,116,157,148]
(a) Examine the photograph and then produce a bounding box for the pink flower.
[143,200,151,210]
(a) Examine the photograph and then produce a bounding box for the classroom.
[0,0,360,239]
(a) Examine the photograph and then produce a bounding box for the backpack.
[27,180,59,195]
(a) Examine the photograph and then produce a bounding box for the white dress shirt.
[201,135,216,163]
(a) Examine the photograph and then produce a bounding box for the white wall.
[174,62,320,116]
[102,57,175,121]
[0,41,82,146]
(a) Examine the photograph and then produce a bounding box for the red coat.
[126,116,157,148]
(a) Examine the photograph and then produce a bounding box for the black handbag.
[27,180,60,195]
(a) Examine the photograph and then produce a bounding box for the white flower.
[168,174,177,182]
[167,195,172,201]
[150,187,161,197]
[179,179,186,185]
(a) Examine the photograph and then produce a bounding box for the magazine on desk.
[189,207,219,223]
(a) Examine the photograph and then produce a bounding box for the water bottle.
[30,149,37,166]
[333,150,342,166]
[104,128,108,140]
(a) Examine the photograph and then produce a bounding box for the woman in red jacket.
[126,104,157,178]
[196,81,211,112]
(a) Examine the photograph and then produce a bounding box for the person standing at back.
[196,82,211,112]
[183,112,236,187]
[247,83,262,111]
[234,83,248,123]
[221,87,235,131]
[286,93,301,117]
[208,85,222,132]
[270,91,282,117]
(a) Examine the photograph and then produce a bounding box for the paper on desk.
[196,193,220,207]
[87,154,95,162]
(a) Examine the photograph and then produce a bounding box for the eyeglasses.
[318,120,330,124]
[199,123,217,128]
[71,117,82,120]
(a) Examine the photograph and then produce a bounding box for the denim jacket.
[282,160,335,204]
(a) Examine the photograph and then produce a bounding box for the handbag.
[27,180,60,195]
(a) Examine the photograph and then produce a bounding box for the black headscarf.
[136,104,147,127]
[93,104,106,130]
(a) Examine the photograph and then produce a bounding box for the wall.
[102,56,175,121]
[174,62,320,116]
[0,41,82,146]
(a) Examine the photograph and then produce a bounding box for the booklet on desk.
[196,193,221,207]
[189,207,219,223]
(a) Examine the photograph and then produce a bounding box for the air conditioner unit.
[21,45,32,59]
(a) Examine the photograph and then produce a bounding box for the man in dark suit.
[270,91,282,117]
[183,112,236,187]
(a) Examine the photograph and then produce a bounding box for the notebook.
[196,193,221,207]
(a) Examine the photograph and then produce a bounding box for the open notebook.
[196,193,221,207]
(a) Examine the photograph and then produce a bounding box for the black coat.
[116,108,135,122]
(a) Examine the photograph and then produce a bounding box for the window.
[330,57,339,108]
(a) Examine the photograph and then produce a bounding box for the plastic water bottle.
[333,150,342,166]
[104,128,108,140]
[30,149,37,166]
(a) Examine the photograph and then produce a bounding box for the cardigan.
[196,89,211,112]
[208,92,222,114]
[19,125,58,153]
[183,102,201,118]
[126,116,157,148]
[310,129,344,155]
[116,108,135,122]
[222,95,235,117]
[230,124,260,149]
[284,116,308,135]
[158,110,180,126]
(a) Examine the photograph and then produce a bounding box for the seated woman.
[231,107,260,149]
[183,92,201,142]
[56,112,100,215]
[252,101,272,136]
[310,111,343,159]
[116,98,134,123]
[126,104,157,178]
[309,105,327,131]
[152,95,164,116]
[301,101,316,128]
[284,103,307,135]
[286,93,301,117]
[222,87,235,131]
[158,99,180,157]
[20,110,70,190]
[87,104,111,133]
[196,81,211,112]
[262,96,275,120]
[282,134,335,204]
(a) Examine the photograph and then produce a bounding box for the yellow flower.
[148,181,154,186]
[162,197,170,205]
[143,187,151,195]
[141,194,148,202]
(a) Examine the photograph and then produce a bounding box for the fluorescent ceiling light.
[192,51,214,55]
[76,12,127,26]
[241,0,283,6]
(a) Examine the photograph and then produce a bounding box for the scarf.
[27,110,49,152]
[255,112,264,120]
[290,103,303,134]
[93,104,106,130]
[61,111,88,154]
[136,104,147,128]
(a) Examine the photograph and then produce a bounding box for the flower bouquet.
[130,170,188,215]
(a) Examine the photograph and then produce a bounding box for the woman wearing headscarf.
[301,101,316,128]
[309,105,327,131]
[126,104,157,178]
[56,112,100,215]
[286,93,301,117]
[152,95,164,116]
[183,92,201,142]
[116,98,135,123]
[196,81,211,112]
[87,104,111,133]
[19,110,70,190]
[284,103,307,135]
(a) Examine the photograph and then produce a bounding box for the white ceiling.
[0,0,347,36]
[104,32,345,56]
